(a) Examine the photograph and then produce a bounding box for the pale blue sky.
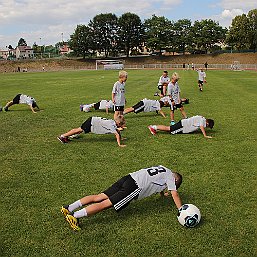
[0,0,256,48]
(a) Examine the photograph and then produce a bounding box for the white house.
[16,46,34,59]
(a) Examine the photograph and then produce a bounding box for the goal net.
[96,60,124,70]
[231,61,242,71]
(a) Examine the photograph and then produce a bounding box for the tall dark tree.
[247,9,257,52]
[89,13,118,57]
[18,38,27,46]
[173,19,192,54]
[69,25,94,59]
[118,12,145,57]
[192,19,226,53]
[144,15,173,54]
[226,14,250,51]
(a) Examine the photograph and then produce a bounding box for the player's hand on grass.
[119,144,126,147]
[204,135,212,139]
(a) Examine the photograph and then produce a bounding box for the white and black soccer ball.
[177,204,201,228]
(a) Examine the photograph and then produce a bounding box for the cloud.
[219,0,257,10]
[221,9,244,18]
[0,0,182,48]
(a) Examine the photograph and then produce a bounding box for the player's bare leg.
[62,128,83,137]
[80,193,109,206]
[123,107,134,115]
[179,107,187,119]
[85,199,113,216]
[156,125,170,132]
[4,101,14,111]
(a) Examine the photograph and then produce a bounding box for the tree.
[69,25,94,59]
[18,38,27,46]
[226,14,250,51]
[247,9,257,52]
[173,19,192,54]
[89,13,118,57]
[191,19,226,53]
[144,15,173,54]
[118,12,145,57]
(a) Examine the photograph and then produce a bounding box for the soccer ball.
[177,204,201,228]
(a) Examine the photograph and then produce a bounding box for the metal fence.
[123,63,257,70]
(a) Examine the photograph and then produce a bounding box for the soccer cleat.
[154,92,159,96]
[61,205,70,216]
[170,120,176,126]
[80,105,84,111]
[184,98,189,104]
[57,136,69,144]
[148,126,156,135]
[4,107,8,112]
[66,214,81,231]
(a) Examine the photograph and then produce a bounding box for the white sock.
[152,125,157,130]
[68,200,82,212]
[74,208,87,218]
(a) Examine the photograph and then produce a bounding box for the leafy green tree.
[118,12,145,57]
[247,9,257,52]
[18,38,27,46]
[192,19,226,53]
[173,19,192,54]
[144,15,173,54]
[226,14,250,51]
[89,13,118,57]
[69,25,94,59]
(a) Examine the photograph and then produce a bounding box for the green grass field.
[1,69,257,257]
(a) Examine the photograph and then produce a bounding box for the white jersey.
[181,115,206,133]
[197,70,206,81]
[142,99,161,112]
[158,75,170,86]
[99,100,114,110]
[91,117,117,134]
[19,94,35,105]
[167,82,181,104]
[112,81,125,106]
[130,165,177,200]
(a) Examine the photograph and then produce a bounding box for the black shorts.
[170,121,183,134]
[132,101,144,114]
[94,102,100,110]
[174,103,183,109]
[12,94,21,104]
[114,106,124,112]
[157,85,165,95]
[103,175,141,212]
[198,80,203,85]
[81,117,92,133]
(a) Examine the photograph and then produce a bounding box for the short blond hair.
[172,72,180,80]
[114,115,126,127]
[119,70,128,78]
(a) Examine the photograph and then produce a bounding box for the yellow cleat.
[66,214,81,231]
[61,206,70,217]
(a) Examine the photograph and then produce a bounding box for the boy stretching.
[154,70,170,97]
[167,73,187,125]
[123,97,173,118]
[148,115,214,139]
[3,94,40,113]
[196,68,207,92]
[112,71,128,119]
[61,165,183,231]
[80,100,114,114]
[57,116,126,147]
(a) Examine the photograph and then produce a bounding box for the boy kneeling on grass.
[57,115,126,147]
[61,165,182,231]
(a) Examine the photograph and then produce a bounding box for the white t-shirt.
[112,81,125,106]
[197,70,206,81]
[99,100,114,110]
[167,82,181,104]
[19,94,35,105]
[91,117,117,134]
[130,165,177,200]
[142,99,161,112]
[181,115,206,133]
[158,75,170,86]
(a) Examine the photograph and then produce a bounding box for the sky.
[0,0,256,49]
